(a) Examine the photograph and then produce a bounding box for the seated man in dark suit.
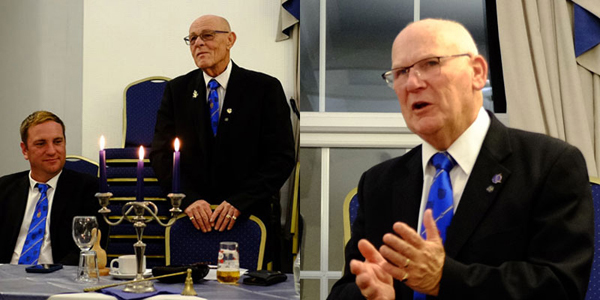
[328,19,593,299]
[150,15,295,266]
[0,111,105,266]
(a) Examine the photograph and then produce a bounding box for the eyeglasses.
[184,30,230,45]
[381,53,471,88]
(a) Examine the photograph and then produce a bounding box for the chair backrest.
[586,177,600,300]
[64,155,98,177]
[166,213,266,271]
[343,187,358,247]
[123,76,169,148]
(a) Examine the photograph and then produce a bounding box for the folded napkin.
[100,285,181,300]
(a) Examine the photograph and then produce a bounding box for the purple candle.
[137,146,144,201]
[173,138,181,193]
[99,136,108,192]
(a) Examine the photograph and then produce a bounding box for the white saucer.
[109,269,152,280]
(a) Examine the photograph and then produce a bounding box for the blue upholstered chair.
[103,76,170,267]
[586,177,600,300]
[122,76,169,147]
[64,155,98,177]
[166,213,266,271]
[343,187,358,247]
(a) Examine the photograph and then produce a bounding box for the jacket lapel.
[392,147,424,230]
[7,175,30,251]
[49,171,68,243]
[444,113,513,257]
[218,62,242,142]
[191,71,210,145]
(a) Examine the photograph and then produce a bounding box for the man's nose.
[404,69,426,91]
[46,143,56,155]
[193,38,206,47]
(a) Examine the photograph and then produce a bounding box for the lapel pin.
[192,90,198,98]
[486,185,494,193]
[227,108,232,114]
[492,173,502,184]
[224,117,229,122]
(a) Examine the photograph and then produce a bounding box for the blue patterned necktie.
[18,183,49,264]
[414,152,455,300]
[208,79,220,136]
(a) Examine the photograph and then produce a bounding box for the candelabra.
[96,191,185,293]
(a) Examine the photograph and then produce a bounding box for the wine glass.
[72,216,99,283]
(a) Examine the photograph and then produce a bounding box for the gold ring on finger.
[404,258,410,268]
[226,215,231,219]
[401,272,408,282]
[232,216,237,220]
[189,216,195,220]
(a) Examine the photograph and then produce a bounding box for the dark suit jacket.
[150,62,295,224]
[0,168,104,265]
[329,112,594,300]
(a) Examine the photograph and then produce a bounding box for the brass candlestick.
[96,191,185,293]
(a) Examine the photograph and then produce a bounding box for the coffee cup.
[110,255,146,275]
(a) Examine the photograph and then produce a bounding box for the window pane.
[300,0,505,113]
[299,0,320,112]
[300,148,322,270]
[324,0,412,112]
[301,279,320,300]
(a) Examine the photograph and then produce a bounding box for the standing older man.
[328,19,593,299]
[0,111,104,265]
[150,15,295,265]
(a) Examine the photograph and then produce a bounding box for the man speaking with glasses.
[151,15,295,266]
[329,19,593,299]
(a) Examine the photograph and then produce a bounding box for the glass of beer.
[217,241,240,284]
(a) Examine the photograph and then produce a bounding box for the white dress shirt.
[10,171,62,264]
[417,107,491,234]
[203,60,232,117]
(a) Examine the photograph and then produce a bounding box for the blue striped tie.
[415,152,456,300]
[208,79,220,136]
[18,183,49,264]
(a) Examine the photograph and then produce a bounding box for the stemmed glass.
[72,216,99,283]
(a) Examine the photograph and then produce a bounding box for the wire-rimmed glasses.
[184,30,230,45]
[381,53,471,88]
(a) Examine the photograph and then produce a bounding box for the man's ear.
[20,141,29,160]
[227,32,237,50]
[471,55,488,90]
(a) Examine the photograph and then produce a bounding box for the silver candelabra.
[96,191,185,293]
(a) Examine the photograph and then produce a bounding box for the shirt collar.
[202,59,232,90]
[28,170,62,191]
[422,107,491,175]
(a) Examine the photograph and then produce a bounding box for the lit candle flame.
[174,138,180,152]
[139,146,145,160]
[100,135,105,150]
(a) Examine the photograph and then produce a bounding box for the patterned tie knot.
[208,79,219,90]
[432,152,455,173]
[37,183,48,194]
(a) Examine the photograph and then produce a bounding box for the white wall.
[82,0,295,160]
[0,0,84,175]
